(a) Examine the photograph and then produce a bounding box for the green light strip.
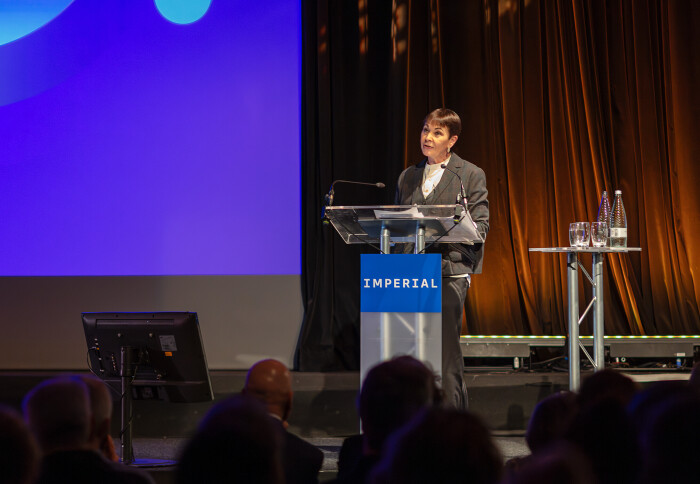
[460,335,700,339]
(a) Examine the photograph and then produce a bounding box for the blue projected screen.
[0,0,300,276]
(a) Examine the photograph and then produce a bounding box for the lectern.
[325,205,483,384]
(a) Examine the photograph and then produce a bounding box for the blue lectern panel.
[360,254,441,313]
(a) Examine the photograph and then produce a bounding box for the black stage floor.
[119,435,529,483]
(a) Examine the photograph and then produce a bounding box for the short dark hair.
[423,108,462,138]
[0,405,39,484]
[22,377,91,452]
[358,356,439,452]
[177,395,283,484]
[578,368,638,409]
[376,407,503,484]
[526,391,577,452]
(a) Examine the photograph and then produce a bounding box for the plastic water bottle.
[609,190,627,247]
[597,190,611,238]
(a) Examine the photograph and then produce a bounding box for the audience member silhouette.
[504,390,577,476]
[565,398,639,484]
[242,359,324,484]
[23,376,154,484]
[19,358,697,484]
[176,394,284,484]
[576,368,638,410]
[78,374,119,462]
[689,361,700,388]
[370,406,502,484]
[501,442,595,484]
[637,391,700,484]
[627,379,692,432]
[0,404,39,484]
[524,391,577,454]
[335,356,441,484]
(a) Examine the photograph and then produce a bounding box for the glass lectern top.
[324,205,482,245]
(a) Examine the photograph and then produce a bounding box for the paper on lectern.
[373,207,424,219]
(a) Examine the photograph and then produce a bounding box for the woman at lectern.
[395,108,489,409]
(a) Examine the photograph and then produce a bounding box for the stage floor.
[123,435,529,483]
[1,368,690,436]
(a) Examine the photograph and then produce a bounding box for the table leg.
[567,252,580,390]
[592,252,605,371]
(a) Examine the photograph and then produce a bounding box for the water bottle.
[609,190,627,247]
[597,190,611,238]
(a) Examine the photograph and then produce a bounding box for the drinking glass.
[577,222,590,247]
[569,222,590,247]
[569,223,578,247]
[591,222,607,247]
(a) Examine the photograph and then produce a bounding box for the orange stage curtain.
[393,0,700,336]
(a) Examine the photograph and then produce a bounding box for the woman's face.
[420,122,457,163]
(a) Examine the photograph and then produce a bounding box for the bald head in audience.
[241,359,324,484]
[243,359,293,423]
[78,375,119,461]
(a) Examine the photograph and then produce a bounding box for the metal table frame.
[529,247,641,390]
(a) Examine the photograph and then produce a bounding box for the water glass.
[591,222,608,247]
[569,223,577,247]
[569,222,590,247]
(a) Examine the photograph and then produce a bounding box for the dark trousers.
[441,276,469,410]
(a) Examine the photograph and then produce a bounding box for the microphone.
[440,164,468,223]
[322,179,386,221]
[326,180,385,205]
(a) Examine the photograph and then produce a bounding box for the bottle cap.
[615,190,621,194]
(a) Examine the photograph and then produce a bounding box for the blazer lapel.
[429,156,464,203]
[406,160,426,205]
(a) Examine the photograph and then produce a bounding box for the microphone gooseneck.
[440,163,468,223]
[321,179,386,221]
[330,179,386,191]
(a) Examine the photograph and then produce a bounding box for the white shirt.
[421,156,451,198]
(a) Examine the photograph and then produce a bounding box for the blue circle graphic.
[154,0,212,25]
[0,0,74,46]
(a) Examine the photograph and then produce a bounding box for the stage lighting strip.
[460,335,700,346]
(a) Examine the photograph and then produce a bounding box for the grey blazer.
[395,153,489,274]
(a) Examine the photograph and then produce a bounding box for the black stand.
[120,346,135,464]
[119,345,176,468]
